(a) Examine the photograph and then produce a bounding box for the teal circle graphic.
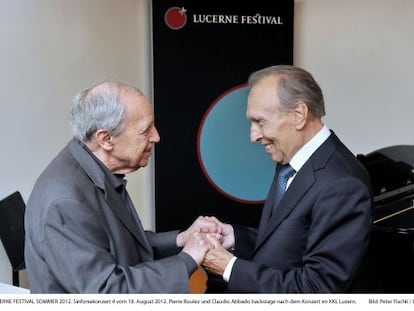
[197,84,275,203]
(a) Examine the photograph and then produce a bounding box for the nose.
[150,125,161,143]
[250,123,262,143]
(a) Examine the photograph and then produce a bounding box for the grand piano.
[357,144,414,293]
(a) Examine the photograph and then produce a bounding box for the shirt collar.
[290,124,331,173]
[78,141,126,191]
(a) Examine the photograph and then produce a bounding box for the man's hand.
[181,232,215,265]
[177,216,223,248]
[202,234,234,276]
[204,216,235,249]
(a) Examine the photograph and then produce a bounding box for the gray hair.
[70,82,143,141]
[248,65,326,117]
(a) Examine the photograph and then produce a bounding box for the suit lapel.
[256,168,279,240]
[254,165,315,251]
[104,183,153,254]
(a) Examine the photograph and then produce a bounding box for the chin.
[138,159,149,168]
[270,155,279,163]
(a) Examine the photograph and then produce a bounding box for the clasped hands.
[177,216,235,276]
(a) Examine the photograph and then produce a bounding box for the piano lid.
[357,145,414,202]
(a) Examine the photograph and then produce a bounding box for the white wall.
[0,0,413,288]
[294,0,414,154]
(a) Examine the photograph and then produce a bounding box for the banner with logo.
[152,1,294,231]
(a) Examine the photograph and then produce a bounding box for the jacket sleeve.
[233,225,257,259]
[42,198,190,293]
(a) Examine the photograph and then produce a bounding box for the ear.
[95,130,114,151]
[293,102,308,130]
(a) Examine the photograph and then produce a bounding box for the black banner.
[152,0,294,231]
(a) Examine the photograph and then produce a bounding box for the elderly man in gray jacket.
[25,82,219,293]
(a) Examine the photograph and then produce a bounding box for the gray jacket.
[24,139,195,293]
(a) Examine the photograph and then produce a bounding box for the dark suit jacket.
[24,139,194,293]
[229,132,374,293]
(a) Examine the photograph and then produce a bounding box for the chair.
[0,191,26,287]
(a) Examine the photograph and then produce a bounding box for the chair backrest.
[0,191,26,271]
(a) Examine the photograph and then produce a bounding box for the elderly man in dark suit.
[202,65,374,293]
[25,82,219,293]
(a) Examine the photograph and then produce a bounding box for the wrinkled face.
[246,76,297,165]
[110,93,160,173]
